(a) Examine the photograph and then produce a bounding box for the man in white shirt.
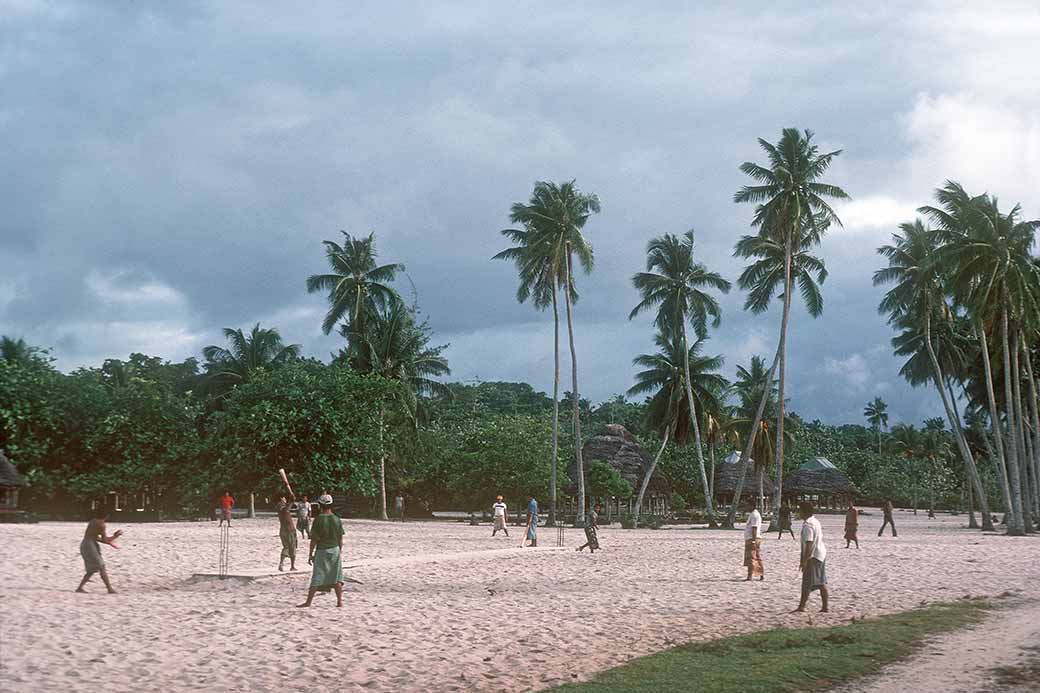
[796,501,829,612]
[491,495,509,537]
[743,498,764,581]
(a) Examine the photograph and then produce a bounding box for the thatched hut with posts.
[713,451,772,513]
[0,449,28,520]
[780,457,858,510]
[566,424,671,520]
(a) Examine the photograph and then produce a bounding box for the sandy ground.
[1,509,1038,692]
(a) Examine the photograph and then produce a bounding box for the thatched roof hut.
[781,457,858,509]
[567,424,671,498]
[712,451,757,502]
[0,449,27,513]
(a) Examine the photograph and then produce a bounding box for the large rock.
[567,424,671,496]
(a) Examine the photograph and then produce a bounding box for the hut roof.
[0,450,27,488]
[568,424,671,496]
[712,451,758,497]
[782,457,858,497]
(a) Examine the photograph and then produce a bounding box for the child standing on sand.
[492,496,509,537]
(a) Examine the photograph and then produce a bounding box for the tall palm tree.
[360,302,451,519]
[921,183,1039,534]
[731,128,849,527]
[629,230,731,522]
[874,217,995,531]
[506,180,600,525]
[201,324,301,399]
[0,336,38,366]
[627,329,725,524]
[864,397,890,453]
[493,225,575,526]
[306,231,403,372]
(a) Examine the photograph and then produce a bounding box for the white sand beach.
[1,509,1038,692]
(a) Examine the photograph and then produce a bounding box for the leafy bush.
[671,492,687,511]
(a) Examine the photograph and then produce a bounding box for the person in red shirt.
[219,491,235,527]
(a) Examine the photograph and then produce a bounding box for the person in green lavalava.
[297,494,345,608]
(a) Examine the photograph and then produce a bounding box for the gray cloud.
[2,1,1038,424]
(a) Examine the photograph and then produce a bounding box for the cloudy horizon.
[2,2,1038,425]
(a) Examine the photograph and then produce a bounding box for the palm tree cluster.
[875,181,1040,535]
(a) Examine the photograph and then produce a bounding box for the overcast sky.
[2,2,1038,424]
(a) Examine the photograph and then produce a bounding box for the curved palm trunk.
[564,251,586,525]
[999,303,1026,535]
[680,322,715,522]
[924,313,992,530]
[708,440,716,498]
[1010,329,1033,532]
[947,380,982,529]
[726,346,782,528]
[769,235,794,519]
[378,404,388,521]
[634,428,670,526]
[977,320,1015,526]
[550,287,561,527]
[1023,344,1040,517]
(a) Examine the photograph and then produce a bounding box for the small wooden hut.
[713,451,771,513]
[780,457,858,510]
[0,449,27,517]
[567,424,672,518]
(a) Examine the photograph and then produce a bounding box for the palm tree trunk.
[769,234,794,519]
[726,346,782,528]
[877,427,882,455]
[924,312,991,529]
[976,320,1015,526]
[564,250,586,525]
[1024,346,1040,517]
[947,380,982,529]
[680,321,714,522]
[378,404,388,521]
[999,302,1026,535]
[708,440,716,498]
[549,286,561,527]
[1011,328,1033,532]
[635,428,670,526]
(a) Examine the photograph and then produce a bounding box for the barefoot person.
[296,495,311,539]
[744,499,764,581]
[775,501,795,540]
[491,495,509,537]
[878,499,897,537]
[522,495,538,548]
[844,502,860,548]
[795,501,829,613]
[577,504,601,553]
[218,490,235,527]
[298,495,345,608]
[277,494,298,572]
[76,508,123,594]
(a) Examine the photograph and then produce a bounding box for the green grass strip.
[556,600,989,693]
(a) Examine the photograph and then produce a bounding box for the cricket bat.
[278,467,293,496]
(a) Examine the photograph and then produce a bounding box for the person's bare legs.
[75,571,96,592]
[794,585,810,612]
[99,567,116,593]
[334,583,343,607]
[297,588,317,607]
[819,585,829,612]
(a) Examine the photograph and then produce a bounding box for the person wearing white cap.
[298,494,344,608]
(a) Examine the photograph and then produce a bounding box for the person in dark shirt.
[298,496,345,608]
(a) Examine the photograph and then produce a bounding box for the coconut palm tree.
[359,302,451,519]
[629,230,731,522]
[730,128,849,527]
[493,224,576,526]
[874,217,995,531]
[306,231,403,372]
[201,324,301,399]
[864,397,889,453]
[627,329,725,525]
[0,336,38,366]
[506,180,600,525]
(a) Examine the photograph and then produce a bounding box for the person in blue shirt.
[523,495,538,547]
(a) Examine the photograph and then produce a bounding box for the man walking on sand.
[878,499,897,537]
[298,495,345,608]
[76,508,123,594]
[744,499,764,581]
[277,494,298,572]
[845,502,860,548]
[296,495,311,539]
[775,501,795,540]
[394,493,405,522]
[795,501,829,613]
[218,490,235,527]
[522,495,538,547]
[492,496,509,537]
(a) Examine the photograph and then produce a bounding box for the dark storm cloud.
[2,1,1038,423]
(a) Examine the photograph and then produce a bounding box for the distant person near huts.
[298,494,344,608]
[577,504,601,553]
[492,496,509,537]
[775,501,795,540]
[76,508,123,594]
[795,501,829,613]
[744,499,764,581]
[878,500,897,537]
[844,502,860,548]
[522,495,538,548]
